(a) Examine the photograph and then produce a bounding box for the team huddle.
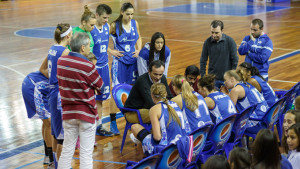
[21,2,300,169]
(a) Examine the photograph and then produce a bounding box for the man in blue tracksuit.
[238,18,273,81]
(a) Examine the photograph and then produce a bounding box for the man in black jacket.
[124,60,172,123]
[200,20,238,89]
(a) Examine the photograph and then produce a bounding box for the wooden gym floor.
[0,0,299,168]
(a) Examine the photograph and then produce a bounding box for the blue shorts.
[95,63,110,101]
[22,76,51,119]
[49,86,64,139]
[111,57,138,87]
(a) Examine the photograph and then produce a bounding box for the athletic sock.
[47,147,54,162]
[110,113,116,122]
[44,140,48,156]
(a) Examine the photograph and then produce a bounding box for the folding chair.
[125,153,161,169]
[184,124,212,168]
[156,144,184,169]
[112,84,152,154]
[224,105,256,157]
[277,82,300,141]
[197,115,236,163]
[244,96,287,139]
[189,124,212,160]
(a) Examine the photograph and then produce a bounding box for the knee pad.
[137,129,150,142]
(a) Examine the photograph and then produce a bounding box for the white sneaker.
[130,133,140,144]
[43,156,50,165]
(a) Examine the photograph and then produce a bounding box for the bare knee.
[131,124,144,137]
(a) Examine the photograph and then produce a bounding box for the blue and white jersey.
[235,82,269,119]
[252,75,277,107]
[137,42,171,76]
[182,92,212,133]
[111,19,139,65]
[47,45,66,85]
[91,23,110,67]
[208,91,237,124]
[158,101,187,146]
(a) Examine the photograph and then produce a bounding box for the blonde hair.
[151,83,181,127]
[81,5,96,23]
[236,68,249,83]
[225,70,241,81]
[172,75,198,112]
[54,23,70,43]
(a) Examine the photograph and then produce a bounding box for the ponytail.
[239,62,266,82]
[112,2,134,36]
[251,66,266,81]
[54,23,71,44]
[172,75,197,111]
[81,5,96,23]
[198,74,216,92]
[151,83,181,127]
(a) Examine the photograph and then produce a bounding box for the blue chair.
[112,84,152,154]
[224,105,256,157]
[245,96,287,139]
[183,124,212,168]
[189,124,212,160]
[156,144,184,169]
[197,115,236,163]
[277,82,300,140]
[125,153,161,169]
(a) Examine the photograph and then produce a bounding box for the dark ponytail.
[113,2,134,36]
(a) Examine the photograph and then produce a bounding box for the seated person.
[223,70,269,134]
[198,74,237,124]
[169,65,200,96]
[171,75,212,134]
[137,32,171,77]
[124,60,172,123]
[131,83,187,155]
[237,62,277,107]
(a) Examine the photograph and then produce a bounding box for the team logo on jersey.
[96,38,102,44]
[220,123,231,140]
[120,37,135,42]
[48,49,57,56]
[167,149,181,167]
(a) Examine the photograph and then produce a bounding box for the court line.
[0,112,123,160]
[269,49,300,64]
[268,79,298,84]
[15,158,44,169]
[0,64,26,78]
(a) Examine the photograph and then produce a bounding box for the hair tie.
[60,26,72,38]
[57,25,62,31]
[154,94,160,98]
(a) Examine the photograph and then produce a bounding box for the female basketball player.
[137,32,171,76]
[237,62,277,107]
[110,2,142,86]
[130,83,186,155]
[72,5,96,52]
[39,23,72,168]
[21,70,53,166]
[198,74,237,124]
[223,70,269,134]
[171,75,212,133]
